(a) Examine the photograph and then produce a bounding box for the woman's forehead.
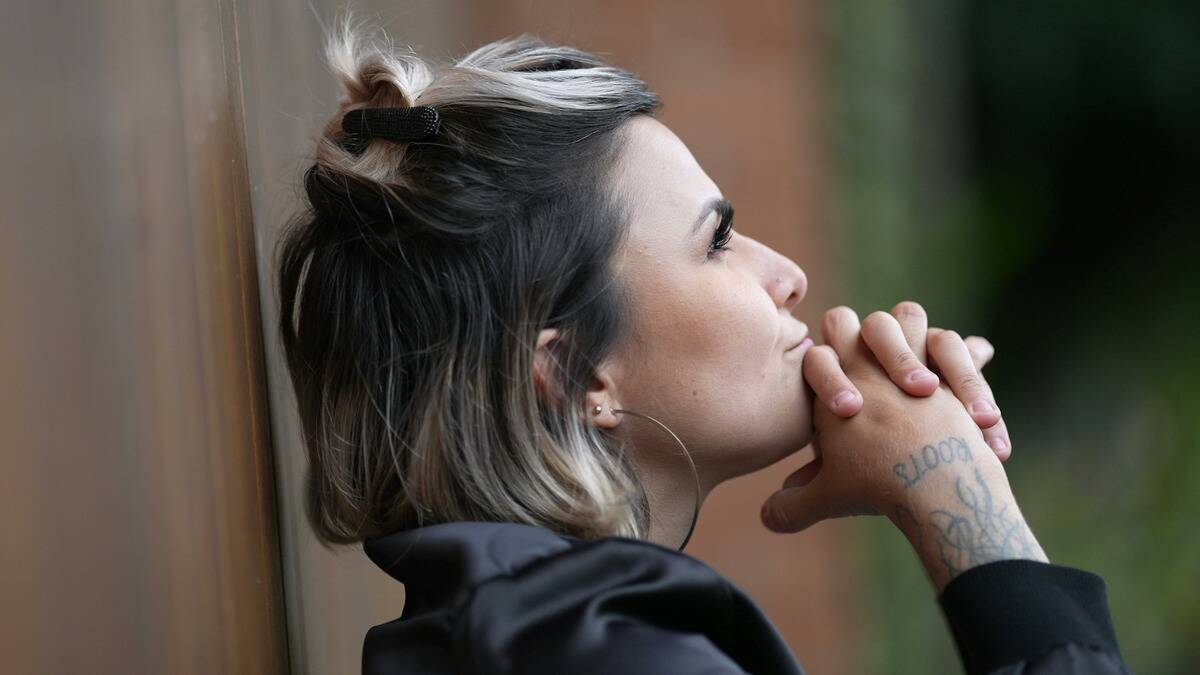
[611,117,721,237]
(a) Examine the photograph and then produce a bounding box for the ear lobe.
[584,363,622,430]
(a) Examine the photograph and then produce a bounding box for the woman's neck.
[640,460,717,551]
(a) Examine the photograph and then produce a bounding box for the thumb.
[761,481,831,534]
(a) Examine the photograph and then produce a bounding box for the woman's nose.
[768,260,807,312]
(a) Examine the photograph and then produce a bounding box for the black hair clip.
[340,106,441,154]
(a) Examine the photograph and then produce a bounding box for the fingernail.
[906,369,938,386]
[970,399,997,417]
[832,390,858,413]
[761,502,776,530]
[989,436,1007,453]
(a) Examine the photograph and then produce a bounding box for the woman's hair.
[276,17,662,547]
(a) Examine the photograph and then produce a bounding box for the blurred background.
[2,1,1195,673]
[829,3,1200,673]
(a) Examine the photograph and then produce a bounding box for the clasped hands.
[762,300,1009,532]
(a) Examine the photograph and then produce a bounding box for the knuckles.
[891,348,921,372]
[930,329,963,351]
[955,371,985,394]
[821,306,860,334]
[861,310,922,372]
[861,310,896,333]
[891,300,927,319]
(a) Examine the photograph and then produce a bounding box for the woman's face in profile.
[599,116,814,483]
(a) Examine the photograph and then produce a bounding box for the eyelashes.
[707,210,734,260]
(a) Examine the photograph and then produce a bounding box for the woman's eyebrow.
[692,197,732,235]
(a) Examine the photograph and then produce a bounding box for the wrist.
[883,438,1048,592]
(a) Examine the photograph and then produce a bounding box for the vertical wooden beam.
[0,0,288,671]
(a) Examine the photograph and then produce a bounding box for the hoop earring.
[591,405,701,552]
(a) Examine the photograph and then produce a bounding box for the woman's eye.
[707,221,733,260]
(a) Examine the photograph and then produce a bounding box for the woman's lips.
[783,336,814,360]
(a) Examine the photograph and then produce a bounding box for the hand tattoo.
[892,436,973,489]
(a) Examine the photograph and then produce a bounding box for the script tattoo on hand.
[892,436,973,489]
[896,467,1038,579]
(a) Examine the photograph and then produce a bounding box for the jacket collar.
[364,521,577,615]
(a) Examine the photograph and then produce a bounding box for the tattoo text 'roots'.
[892,436,974,489]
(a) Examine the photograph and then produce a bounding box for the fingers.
[802,345,863,416]
[891,301,930,363]
[927,329,1003,430]
[820,306,862,358]
[782,449,821,489]
[981,417,1012,461]
[761,478,830,534]
[930,330,994,371]
[964,335,995,370]
[861,310,940,396]
[928,327,1012,458]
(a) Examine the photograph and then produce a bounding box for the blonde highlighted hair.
[276,16,662,547]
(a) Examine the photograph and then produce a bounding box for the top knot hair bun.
[340,106,441,154]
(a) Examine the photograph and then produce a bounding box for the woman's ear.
[583,360,622,431]
[532,328,563,408]
[532,327,622,429]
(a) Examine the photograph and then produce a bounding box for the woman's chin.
[778,428,815,466]
[714,395,814,480]
[783,400,815,457]
[775,407,816,462]
[733,422,815,478]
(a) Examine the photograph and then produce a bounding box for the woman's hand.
[802,301,1011,461]
[763,305,1047,591]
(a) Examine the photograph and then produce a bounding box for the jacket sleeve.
[938,559,1132,674]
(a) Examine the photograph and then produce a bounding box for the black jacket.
[362,522,1130,674]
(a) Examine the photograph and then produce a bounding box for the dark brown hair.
[276,18,661,546]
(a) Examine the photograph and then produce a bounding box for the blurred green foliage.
[827,2,1200,673]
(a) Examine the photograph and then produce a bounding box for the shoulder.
[459,529,802,675]
[363,522,804,675]
[468,533,741,630]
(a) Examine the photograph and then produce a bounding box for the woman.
[277,21,1130,675]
